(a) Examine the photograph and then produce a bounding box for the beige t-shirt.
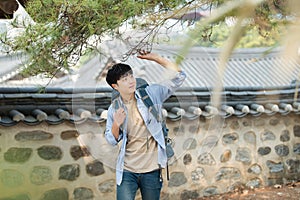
[123,99,159,173]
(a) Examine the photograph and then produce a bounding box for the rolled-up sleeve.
[170,70,187,90]
[147,71,187,103]
[105,105,123,146]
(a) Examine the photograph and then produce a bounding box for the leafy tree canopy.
[0,0,295,77]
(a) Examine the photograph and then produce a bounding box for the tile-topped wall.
[1,114,300,199]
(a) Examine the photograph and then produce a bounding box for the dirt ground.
[198,181,300,200]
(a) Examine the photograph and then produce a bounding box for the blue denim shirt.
[105,71,186,185]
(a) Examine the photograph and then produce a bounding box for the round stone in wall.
[261,130,276,141]
[70,145,90,160]
[222,132,238,144]
[280,130,290,142]
[180,190,199,200]
[86,160,105,176]
[37,146,63,160]
[215,167,241,181]
[40,188,69,200]
[294,125,300,137]
[235,147,252,165]
[293,143,300,155]
[197,152,216,165]
[0,169,24,187]
[183,153,192,165]
[59,164,80,181]
[266,160,284,173]
[61,130,79,140]
[242,119,252,127]
[243,131,256,145]
[4,147,32,163]
[98,179,115,193]
[30,166,52,185]
[15,130,53,141]
[230,120,240,130]
[168,172,187,187]
[201,135,218,149]
[246,178,262,189]
[275,144,289,157]
[247,164,262,174]
[73,187,94,200]
[189,125,199,134]
[220,149,231,163]
[269,118,279,126]
[173,126,185,136]
[191,167,205,182]
[286,159,300,173]
[254,118,265,126]
[203,186,218,197]
[183,138,197,150]
[257,146,271,156]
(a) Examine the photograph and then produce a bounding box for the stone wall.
[1,114,300,200]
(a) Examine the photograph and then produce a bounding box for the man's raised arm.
[137,51,181,72]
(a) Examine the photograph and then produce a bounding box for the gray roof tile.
[6,86,299,126]
[1,46,300,126]
[122,45,300,89]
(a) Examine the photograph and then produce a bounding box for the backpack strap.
[137,87,162,122]
[137,87,174,180]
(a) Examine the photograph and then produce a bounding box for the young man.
[105,51,186,200]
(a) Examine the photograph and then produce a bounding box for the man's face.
[113,70,136,96]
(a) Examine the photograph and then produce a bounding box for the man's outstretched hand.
[137,50,159,61]
[137,50,180,72]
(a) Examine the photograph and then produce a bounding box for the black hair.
[106,63,132,88]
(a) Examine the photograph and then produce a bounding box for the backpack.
[111,78,174,180]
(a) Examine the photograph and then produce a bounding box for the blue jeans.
[117,169,163,200]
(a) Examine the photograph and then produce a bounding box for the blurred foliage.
[0,0,295,77]
[171,21,283,48]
